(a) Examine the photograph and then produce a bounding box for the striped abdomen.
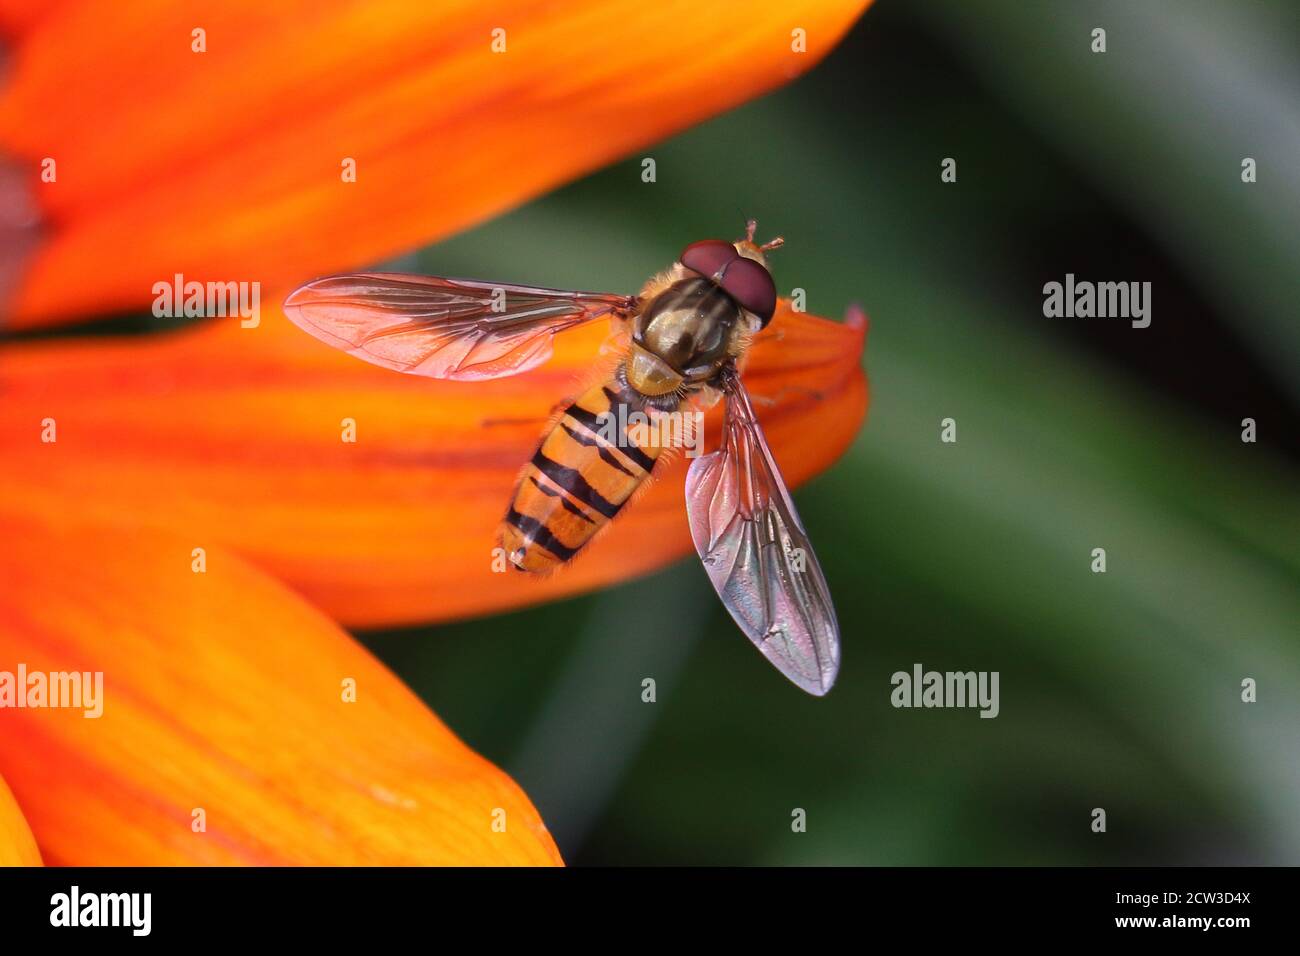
[503,382,663,573]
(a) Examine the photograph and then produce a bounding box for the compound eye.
[679,239,738,279]
[719,256,776,324]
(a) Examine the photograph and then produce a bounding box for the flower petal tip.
[844,302,869,335]
[0,775,42,866]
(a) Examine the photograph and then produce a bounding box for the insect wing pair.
[284,269,840,695]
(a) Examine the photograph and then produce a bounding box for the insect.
[284,220,839,695]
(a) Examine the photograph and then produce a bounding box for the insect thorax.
[625,276,742,403]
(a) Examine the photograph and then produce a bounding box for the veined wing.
[685,370,841,695]
[283,272,634,380]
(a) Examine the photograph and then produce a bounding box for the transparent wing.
[283,272,634,381]
[685,371,841,695]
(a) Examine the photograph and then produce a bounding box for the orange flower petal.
[0,774,41,866]
[0,1,53,39]
[0,0,871,326]
[0,519,561,865]
[0,299,866,628]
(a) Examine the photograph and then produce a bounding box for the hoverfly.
[284,220,839,695]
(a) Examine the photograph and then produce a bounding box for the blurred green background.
[361,0,1300,865]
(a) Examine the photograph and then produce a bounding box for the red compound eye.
[718,256,776,324]
[679,239,738,279]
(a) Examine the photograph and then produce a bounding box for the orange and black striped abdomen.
[503,382,663,573]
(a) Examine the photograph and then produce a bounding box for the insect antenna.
[743,218,785,253]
